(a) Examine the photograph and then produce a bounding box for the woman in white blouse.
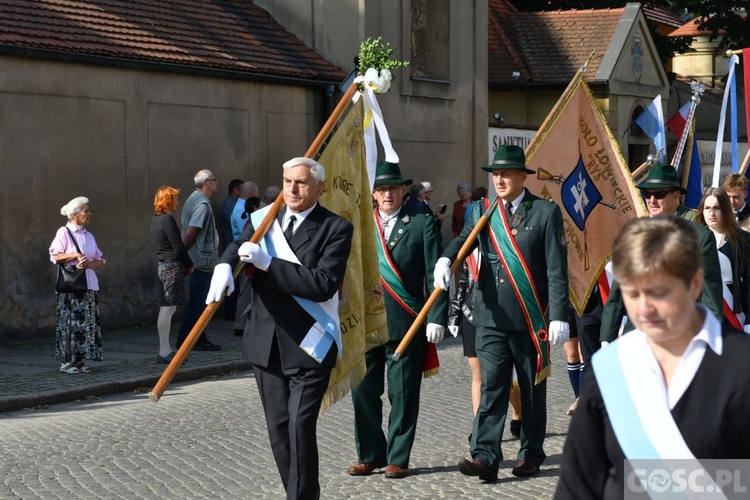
[696,187,750,331]
[557,216,750,499]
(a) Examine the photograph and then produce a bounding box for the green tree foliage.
[670,0,750,49]
[512,1,749,51]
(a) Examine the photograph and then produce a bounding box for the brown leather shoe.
[457,458,497,481]
[384,465,407,479]
[511,460,540,477]
[346,461,387,476]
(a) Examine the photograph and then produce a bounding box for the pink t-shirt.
[49,223,105,291]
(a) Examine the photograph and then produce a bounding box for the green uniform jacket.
[599,213,723,342]
[442,190,569,329]
[381,207,448,339]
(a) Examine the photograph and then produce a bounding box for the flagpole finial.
[581,49,595,72]
[690,81,706,104]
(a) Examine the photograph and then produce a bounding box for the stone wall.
[0,56,328,340]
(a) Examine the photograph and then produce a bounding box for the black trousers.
[253,338,331,500]
[575,288,604,374]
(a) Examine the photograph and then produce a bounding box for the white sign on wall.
[488,127,538,161]
[487,127,538,188]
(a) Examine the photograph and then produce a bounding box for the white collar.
[502,189,526,212]
[379,207,402,222]
[284,203,317,228]
[629,304,722,409]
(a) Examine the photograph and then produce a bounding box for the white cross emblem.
[571,172,589,219]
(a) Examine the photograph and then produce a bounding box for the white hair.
[282,157,326,182]
[60,196,89,219]
[194,169,214,187]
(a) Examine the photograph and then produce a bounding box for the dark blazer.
[221,204,354,370]
[442,190,569,329]
[718,232,750,319]
[736,202,750,224]
[404,197,432,216]
[381,207,448,340]
[600,219,723,342]
[557,325,750,499]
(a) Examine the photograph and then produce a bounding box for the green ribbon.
[484,198,551,384]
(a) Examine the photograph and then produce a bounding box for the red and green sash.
[484,198,551,384]
[374,210,439,377]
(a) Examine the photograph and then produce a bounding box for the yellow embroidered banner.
[318,101,388,411]
[525,78,647,315]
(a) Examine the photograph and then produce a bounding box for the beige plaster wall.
[258,0,489,243]
[0,56,328,340]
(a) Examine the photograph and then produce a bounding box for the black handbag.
[55,227,88,293]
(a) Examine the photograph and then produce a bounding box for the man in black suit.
[206,157,353,500]
[722,173,750,225]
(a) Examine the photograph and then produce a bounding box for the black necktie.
[284,215,296,242]
[505,202,513,220]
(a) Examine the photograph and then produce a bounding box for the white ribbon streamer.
[353,68,400,190]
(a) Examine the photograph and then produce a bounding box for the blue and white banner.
[635,95,666,162]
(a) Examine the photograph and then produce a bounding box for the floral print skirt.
[55,290,103,363]
[157,260,186,306]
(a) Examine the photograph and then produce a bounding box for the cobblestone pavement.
[0,332,576,499]
[0,320,250,412]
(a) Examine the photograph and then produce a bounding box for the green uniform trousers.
[472,326,547,472]
[351,335,427,468]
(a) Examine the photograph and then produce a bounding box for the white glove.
[743,325,750,334]
[238,242,272,271]
[601,340,610,348]
[548,320,570,347]
[448,325,460,337]
[426,323,445,343]
[433,257,451,291]
[205,263,234,304]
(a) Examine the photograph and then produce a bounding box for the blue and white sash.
[593,331,726,499]
[251,206,341,362]
[593,336,693,460]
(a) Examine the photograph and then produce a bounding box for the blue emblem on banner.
[561,155,602,230]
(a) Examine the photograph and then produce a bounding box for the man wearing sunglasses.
[600,163,723,343]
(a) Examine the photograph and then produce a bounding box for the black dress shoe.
[194,339,221,351]
[510,419,521,438]
[457,458,497,481]
[511,460,540,477]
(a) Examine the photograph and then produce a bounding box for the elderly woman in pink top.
[49,196,105,374]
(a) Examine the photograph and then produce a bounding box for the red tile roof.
[0,0,347,84]
[643,6,685,29]
[489,1,625,87]
[669,17,713,37]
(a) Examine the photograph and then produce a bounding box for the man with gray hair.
[207,157,354,500]
[405,182,432,215]
[175,169,221,351]
[263,185,281,206]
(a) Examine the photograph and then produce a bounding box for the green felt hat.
[636,163,687,194]
[373,161,412,186]
[482,145,536,174]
